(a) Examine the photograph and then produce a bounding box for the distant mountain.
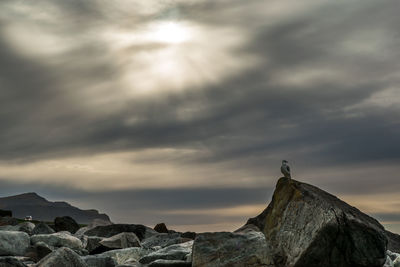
[0,192,110,224]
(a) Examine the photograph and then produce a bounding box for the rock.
[148,259,191,267]
[0,256,27,267]
[101,247,149,265]
[0,217,18,226]
[0,231,30,256]
[192,225,272,267]
[246,177,387,267]
[17,222,35,235]
[82,255,117,267]
[54,216,80,234]
[139,241,193,265]
[154,223,169,234]
[181,232,196,240]
[100,232,141,249]
[31,232,83,250]
[141,233,182,249]
[24,241,54,262]
[387,230,400,254]
[36,247,88,267]
[75,219,113,237]
[0,210,12,218]
[85,224,146,240]
[85,236,103,254]
[32,222,55,235]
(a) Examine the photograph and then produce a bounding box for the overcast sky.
[0,0,399,233]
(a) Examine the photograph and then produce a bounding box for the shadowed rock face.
[247,177,387,267]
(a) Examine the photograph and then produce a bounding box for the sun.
[152,22,190,44]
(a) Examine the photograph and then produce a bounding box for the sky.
[0,0,399,233]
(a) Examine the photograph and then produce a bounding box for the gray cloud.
[0,0,399,231]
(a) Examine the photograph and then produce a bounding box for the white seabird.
[281,160,291,179]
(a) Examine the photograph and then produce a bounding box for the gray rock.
[32,222,55,235]
[192,226,272,267]
[31,232,83,250]
[0,256,27,267]
[100,232,141,249]
[247,177,388,267]
[75,219,113,238]
[85,236,103,253]
[141,233,182,249]
[101,247,149,265]
[139,241,193,264]
[16,222,35,235]
[82,254,117,267]
[85,224,146,240]
[148,259,191,267]
[24,241,54,262]
[36,247,88,267]
[387,231,400,254]
[0,222,34,234]
[0,217,18,226]
[0,231,30,256]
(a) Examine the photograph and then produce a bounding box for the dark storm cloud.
[0,0,400,229]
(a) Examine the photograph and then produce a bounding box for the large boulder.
[140,241,193,265]
[54,216,80,234]
[0,217,18,227]
[31,232,83,250]
[101,247,149,265]
[0,231,30,256]
[0,256,27,267]
[81,254,117,267]
[24,241,54,262]
[16,222,35,235]
[84,224,146,240]
[141,233,183,249]
[75,219,113,237]
[32,222,55,235]
[36,247,88,267]
[100,232,141,249]
[148,259,191,267]
[192,225,272,267]
[246,177,388,267]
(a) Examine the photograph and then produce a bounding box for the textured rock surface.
[31,232,83,250]
[0,231,30,256]
[192,225,272,267]
[247,177,387,267]
[85,236,103,254]
[32,222,55,235]
[101,247,149,265]
[85,224,146,240]
[36,247,88,267]
[0,256,27,267]
[387,231,400,254]
[148,259,191,267]
[0,217,18,227]
[82,254,117,267]
[140,241,193,264]
[75,219,113,237]
[54,216,80,234]
[100,232,141,249]
[24,241,53,262]
[141,233,183,249]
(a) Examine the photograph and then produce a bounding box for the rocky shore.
[0,177,399,267]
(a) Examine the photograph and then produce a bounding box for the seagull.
[281,160,291,179]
